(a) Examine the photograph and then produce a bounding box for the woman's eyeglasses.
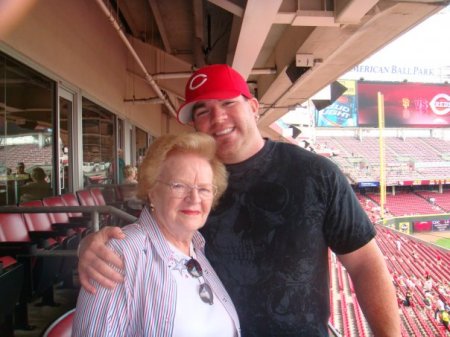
[157,181,217,200]
[185,258,214,305]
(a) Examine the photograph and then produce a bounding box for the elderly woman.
[72,133,240,337]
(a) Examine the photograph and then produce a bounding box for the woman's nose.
[186,187,201,202]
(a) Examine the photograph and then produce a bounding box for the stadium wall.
[380,214,450,235]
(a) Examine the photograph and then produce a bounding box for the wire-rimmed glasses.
[185,258,214,305]
[157,181,217,200]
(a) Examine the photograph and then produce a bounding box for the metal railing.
[0,205,138,257]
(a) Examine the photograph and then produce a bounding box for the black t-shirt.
[200,140,376,337]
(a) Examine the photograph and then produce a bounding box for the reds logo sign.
[430,93,450,116]
[189,74,207,90]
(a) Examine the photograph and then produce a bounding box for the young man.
[15,161,31,185]
[78,64,400,336]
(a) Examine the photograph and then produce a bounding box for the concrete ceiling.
[109,0,449,139]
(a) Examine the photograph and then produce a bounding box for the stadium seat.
[60,193,84,218]
[42,196,90,235]
[20,200,77,248]
[416,190,450,213]
[22,199,82,288]
[76,190,96,207]
[0,256,24,337]
[42,196,72,225]
[367,192,439,217]
[0,212,62,329]
[42,308,75,337]
[76,188,115,226]
[90,187,106,206]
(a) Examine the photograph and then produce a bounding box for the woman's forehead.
[160,153,213,179]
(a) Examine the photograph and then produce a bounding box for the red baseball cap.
[177,64,253,124]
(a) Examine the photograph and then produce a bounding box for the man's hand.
[78,226,126,294]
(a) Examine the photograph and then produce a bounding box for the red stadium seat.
[0,256,24,337]
[61,193,93,229]
[42,308,75,337]
[76,189,112,226]
[42,196,71,224]
[26,198,84,287]
[43,196,90,235]
[90,187,106,206]
[76,190,96,206]
[0,211,61,329]
[20,200,71,247]
[0,212,31,243]
[61,193,84,218]
[20,200,55,232]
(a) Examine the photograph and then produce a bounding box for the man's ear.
[248,97,260,114]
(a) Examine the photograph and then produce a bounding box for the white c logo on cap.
[189,74,207,90]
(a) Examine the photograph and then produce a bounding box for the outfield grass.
[435,237,450,250]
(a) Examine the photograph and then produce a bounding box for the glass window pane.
[0,52,55,205]
[135,127,149,167]
[82,98,115,186]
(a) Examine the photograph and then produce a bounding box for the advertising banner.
[357,182,380,188]
[357,82,450,127]
[432,219,450,232]
[413,221,433,232]
[399,178,450,186]
[316,80,358,127]
[398,222,411,234]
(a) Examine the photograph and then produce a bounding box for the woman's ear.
[147,191,155,211]
[147,191,153,203]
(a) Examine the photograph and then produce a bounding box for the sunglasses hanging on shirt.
[185,258,214,305]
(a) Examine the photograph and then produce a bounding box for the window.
[0,51,55,205]
[82,98,115,186]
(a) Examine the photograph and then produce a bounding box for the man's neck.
[220,137,265,164]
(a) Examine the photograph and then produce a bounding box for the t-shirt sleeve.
[321,159,376,254]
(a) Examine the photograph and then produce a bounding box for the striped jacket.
[72,206,241,337]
